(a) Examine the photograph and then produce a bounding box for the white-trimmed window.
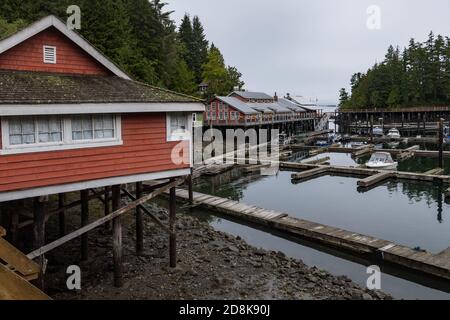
[167,112,190,141]
[8,116,63,145]
[72,115,115,141]
[1,114,122,155]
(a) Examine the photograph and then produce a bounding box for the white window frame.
[43,45,57,64]
[1,115,122,155]
[166,112,192,142]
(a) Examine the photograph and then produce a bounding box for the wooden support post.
[370,115,374,143]
[58,193,66,238]
[111,185,123,287]
[188,168,194,205]
[135,182,144,256]
[169,179,177,268]
[80,190,89,261]
[10,210,19,246]
[104,187,111,231]
[33,196,46,290]
[439,119,444,169]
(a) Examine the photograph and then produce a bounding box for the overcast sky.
[167,0,450,104]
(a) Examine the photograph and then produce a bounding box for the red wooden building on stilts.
[0,15,204,294]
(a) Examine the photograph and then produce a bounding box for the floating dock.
[175,189,450,281]
[357,172,396,188]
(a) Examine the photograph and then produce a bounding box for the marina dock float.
[303,156,331,165]
[352,145,373,157]
[357,171,396,188]
[243,164,272,173]
[282,161,450,184]
[174,189,450,280]
[424,168,445,176]
[291,167,329,181]
[308,148,326,156]
[290,144,450,159]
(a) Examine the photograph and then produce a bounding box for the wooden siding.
[0,27,111,76]
[0,113,189,193]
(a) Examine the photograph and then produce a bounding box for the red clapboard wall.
[0,113,190,192]
[0,27,111,75]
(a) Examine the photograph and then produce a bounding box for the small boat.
[328,133,342,143]
[373,126,384,136]
[387,128,401,139]
[276,133,290,146]
[351,141,367,148]
[315,140,329,147]
[365,152,398,169]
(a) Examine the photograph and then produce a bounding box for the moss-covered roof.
[0,70,202,104]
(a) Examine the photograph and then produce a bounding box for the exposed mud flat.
[41,196,391,300]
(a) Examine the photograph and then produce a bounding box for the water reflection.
[195,171,450,254]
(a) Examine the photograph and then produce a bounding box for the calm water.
[194,169,450,299]
[298,151,450,175]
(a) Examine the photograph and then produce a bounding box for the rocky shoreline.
[45,198,392,300]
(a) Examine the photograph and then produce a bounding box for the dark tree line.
[339,32,450,109]
[0,0,244,97]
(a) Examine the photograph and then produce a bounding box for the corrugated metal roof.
[278,98,309,112]
[249,103,275,114]
[230,91,273,100]
[216,96,259,114]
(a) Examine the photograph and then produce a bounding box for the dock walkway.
[175,189,450,280]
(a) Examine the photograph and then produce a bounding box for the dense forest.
[0,0,244,99]
[339,32,450,109]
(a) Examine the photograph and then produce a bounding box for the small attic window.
[43,45,57,64]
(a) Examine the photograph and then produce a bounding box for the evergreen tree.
[0,0,242,97]
[202,44,228,99]
[191,16,209,83]
[342,32,450,109]
[178,14,194,71]
[338,88,349,108]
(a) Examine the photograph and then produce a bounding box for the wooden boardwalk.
[175,189,450,281]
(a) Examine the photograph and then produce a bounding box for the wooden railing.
[340,106,450,113]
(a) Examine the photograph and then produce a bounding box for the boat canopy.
[369,152,394,163]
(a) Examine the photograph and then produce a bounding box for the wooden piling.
[135,182,144,256]
[58,193,66,238]
[33,196,46,290]
[439,119,444,168]
[111,185,123,287]
[104,186,111,231]
[80,190,89,261]
[188,169,194,205]
[169,179,177,268]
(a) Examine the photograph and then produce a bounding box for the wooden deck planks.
[0,238,40,280]
[174,189,450,280]
[0,264,50,300]
[291,167,329,180]
[357,172,395,188]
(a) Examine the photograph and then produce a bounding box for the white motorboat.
[387,128,401,139]
[365,152,398,169]
[372,126,384,136]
